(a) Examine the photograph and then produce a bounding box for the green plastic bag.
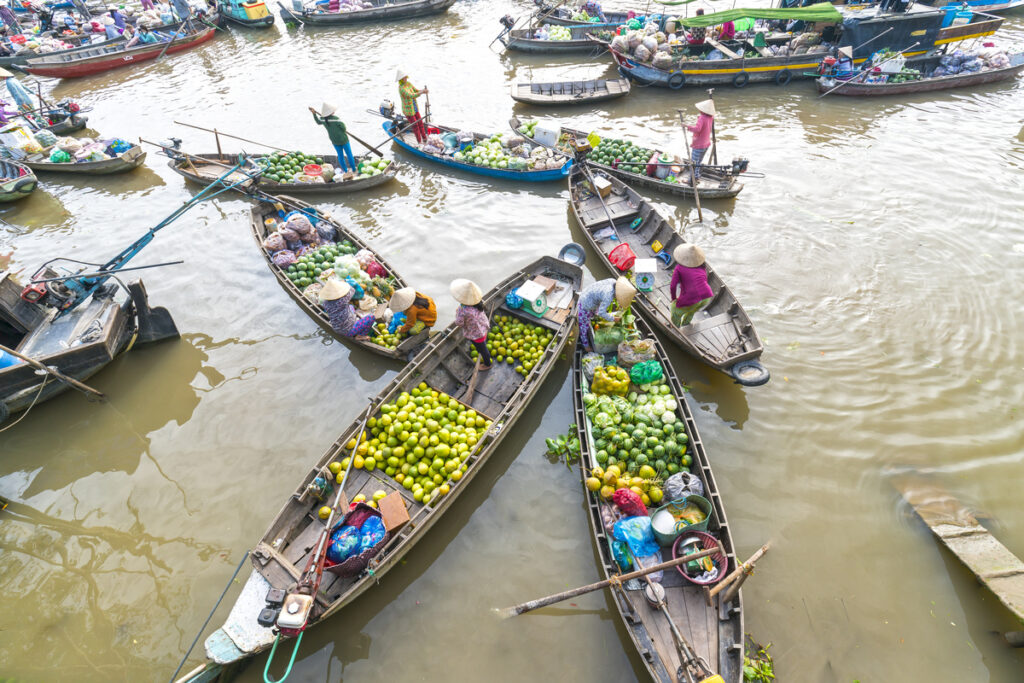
[591,325,625,353]
[49,149,71,163]
[630,360,664,385]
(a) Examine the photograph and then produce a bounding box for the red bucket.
[672,530,728,586]
[609,243,636,272]
[303,164,323,177]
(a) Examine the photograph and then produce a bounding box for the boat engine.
[379,99,396,121]
[730,157,749,175]
[20,266,76,310]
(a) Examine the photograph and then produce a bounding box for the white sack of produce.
[627,30,641,49]
[57,136,84,153]
[641,36,657,52]
[652,51,674,70]
[611,35,628,52]
[634,44,652,62]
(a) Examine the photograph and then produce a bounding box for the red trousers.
[406,112,427,143]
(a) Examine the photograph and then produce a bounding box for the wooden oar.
[462,361,482,404]
[0,342,105,399]
[497,542,724,618]
[676,109,704,223]
[346,130,384,158]
[173,120,290,153]
[156,17,190,62]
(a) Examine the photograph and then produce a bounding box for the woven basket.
[324,503,390,578]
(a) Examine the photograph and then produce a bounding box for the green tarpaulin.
[670,3,842,27]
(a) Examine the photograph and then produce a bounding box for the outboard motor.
[731,157,749,175]
[379,100,396,121]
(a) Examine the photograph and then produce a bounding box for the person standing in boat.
[577,277,636,351]
[390,287,436,336]
[0,69,33,113]
[669,244,713,327]
[107,6,127,29]
[101,15,120,40]
[685,99,715,182]
[450,279,492,371]
[169,0,192,21]
[320,279,376,339]
[686,9,706,46]
[396,71,428,144]
[308,102,356,174]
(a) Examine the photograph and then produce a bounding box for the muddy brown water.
[2,3,1024,681]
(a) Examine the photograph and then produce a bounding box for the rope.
[0,375,51,433]
[167,550,251,683]
[608,574,623,588]
[263,631,304,683]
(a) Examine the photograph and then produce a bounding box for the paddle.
[343,130,384,158]
[706,542,771,605]
[676,109,704,223]
[496,542,725,617]
[705,88,717,165]
[156,17,191,62]
[174,120,291,153]
[819,41,920,98]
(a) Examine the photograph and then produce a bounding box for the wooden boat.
[22,24,218,78]
[220,0,275,27]
[384,118,572,182]
[249,196,426,361]
[169,152,398,194]
[173,254,583,683]
[18,143,146,175]
[532,0,634,27]
[0,271,176,422]
[510,77,630,105]
[817,51,1024,96]
[513,116,744,200]
[568,165,769,386]
[571,316,744,683]
[500,24,611,53]
[42,114,88,135]
[278,0,455,26]
[0,160,37,202]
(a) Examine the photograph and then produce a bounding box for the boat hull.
[818,54,1024,96]
[169,152,398,193]
[278,0,455,25]
[0,161,37,202]
[23,146,147,175]
[510,78,631,105]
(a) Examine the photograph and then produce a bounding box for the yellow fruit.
[372,490,387,501]
[345,439,356,450]
[591,466,604,480]
[353,494,366,503]
[335,472,345,485]
[353,455,365,469]
[328,461,342,475]
[606,465,621,478]
[585,477,601,492]
[438,483,450,496]
[638,465,656,480]
[367,500,377,509]
[602,470,618,486]
[357,442,368,456]
[649,487,664,504]
[630,486,644,497]
[641,493,651,506]
[599,485,616,500]
[340,457,351,469]
[318,506,331,519]
[450,469,463,481]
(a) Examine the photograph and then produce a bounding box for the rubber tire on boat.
[732,71,750,88]
[667,72,686,89]
[775,69,792,86]
[729,359,770,387]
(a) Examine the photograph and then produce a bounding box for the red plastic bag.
[609,243,636,272]
[365,260,386,278]
[613,488,648,517]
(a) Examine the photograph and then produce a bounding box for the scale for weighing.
[634,258,657,292]
[514,280,549,318]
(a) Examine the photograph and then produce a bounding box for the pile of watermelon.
[586,137,655,175]
[284,240,357,288]
[257,151,325,184]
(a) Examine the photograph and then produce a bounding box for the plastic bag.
[611,540,632,571]
[326,525,359,564]
[34,129,57,147]
[278,226,300,243]
[613,488,648,516]
[591,324,625,352]
[49,148,72,163]
[664,472,704,501]
[57,136,83,153]
[263,233,286,253]
[617,338,656,368]
[354,248,375,268]
[302,282,323,302]
[634,550,664,583]
[612,516,659,558]
[634,44,651,62]
[591,365,630,396]
[106,138,131,154]
[271,250,296,268]
[652,51,673,70]
[316,223,337,243]
[641,36,657,52]
[582,352,604,381]
[630,360,664,385]
[357,295,377,312]
[285,213,315,237]
[358,515,386,552]
[387,311,406,334]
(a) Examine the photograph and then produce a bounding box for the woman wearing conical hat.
[577,276,636,351]
[685,99,715,182]
[389,287,436,336]
[320,279,376,339]
[669,244,713,327]
[309,101,356,173]
[450,279,492,371]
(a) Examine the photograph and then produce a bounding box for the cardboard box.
[593,176,612,198]
[533,275,557,293]
[378,492,410,533]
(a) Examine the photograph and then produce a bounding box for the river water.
[2,2,1024,681]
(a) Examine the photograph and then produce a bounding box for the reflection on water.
[1,2,1024,682]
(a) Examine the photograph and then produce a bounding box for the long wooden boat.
[169,152,398,194]
[531,0,647,26]
[174,254,583,683]
[43,114,88,135]
[221,0,275,27]
[384,119,573,182]
[571,316,744,683]
[22,25,218,78]
[817,51,1024,96]
[19,144,146,175]
[278,0,455,26]
[568,165,769,386]
[500,25,610,53]
[0,160,37,202]
[249,196,426,361]
[513,116,744,200]
[510,77,631,105]
[0,271,176,422]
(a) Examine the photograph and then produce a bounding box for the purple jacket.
[670,265,713,308]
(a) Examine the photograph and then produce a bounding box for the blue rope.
[263,631,304,683]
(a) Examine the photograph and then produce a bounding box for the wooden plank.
[705,37,740,59]
[746,40,771,57]
[895,475,1024,622]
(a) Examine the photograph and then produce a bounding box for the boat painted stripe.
[934,30,997,45]
[672,61,821,75]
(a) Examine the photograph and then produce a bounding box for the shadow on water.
[0,190,72,234]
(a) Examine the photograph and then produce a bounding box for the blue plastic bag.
[358,516,386,552]
[344,277,365,300]
[613,516,659,559]
[388,312,407,334]
[611,540,632,571]
[326,525,359,564]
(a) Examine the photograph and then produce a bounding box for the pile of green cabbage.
[453,136,519,170]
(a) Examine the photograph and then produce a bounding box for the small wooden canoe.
[385,119,572,182]
[43,114,89,136]
[0,160,37,202]
[817,52,1024,96]
[501,24,609,53]
[571,316,744,683]
[19,144,146,175]
[169,152,398,194]
[568,165,769,386]
[176,254,583,682]
[510,77,630,106]
[532,0,634,26]
[22,25,218,78]
[249,196,426,361]
[278,0,455,25]
[511,116,744,200]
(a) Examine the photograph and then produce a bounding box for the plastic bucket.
[303,164,323,177]
[650,495,712,546]
[0,349,22,369]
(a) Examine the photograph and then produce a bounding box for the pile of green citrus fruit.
[473,315,554,376]
[369,323,406,350]
[258,151,324,184]
[341,382,493,506]
[585,137,655,176]
[284,240,357,288]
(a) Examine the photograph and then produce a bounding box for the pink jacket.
[687,114,713,151]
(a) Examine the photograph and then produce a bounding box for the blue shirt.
[105,25,120,40]
[579,278,617,321]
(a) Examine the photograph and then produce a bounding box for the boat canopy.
[673,3,843,26]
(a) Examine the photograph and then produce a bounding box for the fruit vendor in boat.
[577,276,636,351]
[685,99,715,182]
[450,278,492,371]
[396,70,428,144]
[390,287,436,336]
[309,102,356,173]
[320,279,377,339]
[670,244,712,327]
